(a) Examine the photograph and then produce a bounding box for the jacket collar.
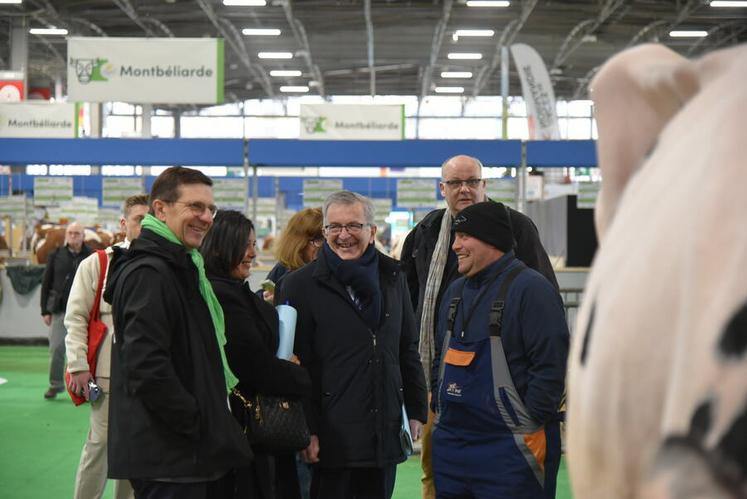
[129,228,193,270]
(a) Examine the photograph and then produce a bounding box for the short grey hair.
[323,191,376,226]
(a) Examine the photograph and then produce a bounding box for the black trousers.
[313,465,397,499]
[130,479,222,499]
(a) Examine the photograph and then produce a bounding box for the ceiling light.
[271,70,302,77]
[258,52,294,59]
[223,0,266,6]
[242,28,281,36]
[710,1,747,6]
[29,28,68,35]
[454,29,495,37]
[447,53,482,60]
[280,85,309,93]
[0,0,23,4]
[669,30,708,37]
[466,1,510,7]
[441,71,473,78]
[434,87,464,94]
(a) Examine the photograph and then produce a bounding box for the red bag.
[66,250,109,406]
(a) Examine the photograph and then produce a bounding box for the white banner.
[577,181,601,209]
[213,178,247,210]
[300,104,404,140]
[487,178,516,209]
[0,195,31,220]
[48,196,99,225]
[67,37,224,104]
[102,177,144,207]
[34,177,73,205]
[0,102,77,138]
[510,43,560,140]
[372,198,393,227]
[303,179,342,208]
[397,179,436,209]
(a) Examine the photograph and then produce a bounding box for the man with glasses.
[400,154,558,499]
[103,167,252,499]
[277,191,427,499]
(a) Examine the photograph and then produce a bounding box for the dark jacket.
[400,204,558,337]
[432,253,569,424]
[103,229,253,479]
[40,244,92,315]
[276,249,428,469]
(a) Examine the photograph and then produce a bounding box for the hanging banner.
[102,177,144,207]
[0,195,31,220]
[303,179,342,208]
[300,104,405,140]
[577,181,601,209]
[397,179,436,209]
[213,178,247,210]
[67,37,224,104]
[48,196,99,225]
[0,71,24,102]
[510,43,560,140]
[0,102,78,138]
[372,198,393,228]
[34,177,73,205]
[487,178,516,209]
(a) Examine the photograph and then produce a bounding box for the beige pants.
[420,404,436,499]
[73,377,134,499]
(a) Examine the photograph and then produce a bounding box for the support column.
[141,104,152,137]
[10,17,29,99]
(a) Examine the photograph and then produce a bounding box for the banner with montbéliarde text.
[67,37,224,104]
[0,102,78,138]
[300,104,405,140]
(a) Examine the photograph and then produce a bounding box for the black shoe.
[44,387,62,399]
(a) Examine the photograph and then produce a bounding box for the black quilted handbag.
[231,388,310,454]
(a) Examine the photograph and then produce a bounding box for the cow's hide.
[567,43,747,498]
[0,235,7,251]
[32,225,113,264]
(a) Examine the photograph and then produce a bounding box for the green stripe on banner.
[401,105,405,140]
[216,39,224,104]
[74,103,79,138]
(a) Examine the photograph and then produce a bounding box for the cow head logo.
[69,58,111,84]
[301,116,327,134]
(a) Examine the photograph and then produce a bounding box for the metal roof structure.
[2,0,746,104]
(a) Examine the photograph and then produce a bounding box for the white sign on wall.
[34,177,73,205]
[0,195,31,220]
[372,198,393,227]
[397,179,436,209]
[0,102,77,138]
[67,37,224,104]
[487,178,516,209]
[102,177,144,207]
[213,178,247,210]
[300,104,404,140]
[303,179,342,208]
[48,196,99,225]
[577,182,601,209]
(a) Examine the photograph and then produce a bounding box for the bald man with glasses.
[400,154,558,499]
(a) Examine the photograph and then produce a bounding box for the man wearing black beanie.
[430,200,569,499]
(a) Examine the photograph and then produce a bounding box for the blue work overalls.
[432,263,559,499]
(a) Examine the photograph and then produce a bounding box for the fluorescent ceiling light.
[242,28,281,36]
[223,0,266,6]
[0,0,23,4]
[270,70,303,77]
[280,85,309,93]
[447,53,483,60]
[441,71,473,78]
[454,29,495,37]
[29,28,68,35]
[258,52,294,59]
[466,1,510,7]
[710,1,747,6]
[434,86,465,94]
[669,30,708,37]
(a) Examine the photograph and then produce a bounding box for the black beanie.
[452,201,513,252]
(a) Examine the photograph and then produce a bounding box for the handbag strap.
[90,250,108,322]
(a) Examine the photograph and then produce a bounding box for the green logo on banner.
[70,58,111,84]
[302,116,327,134]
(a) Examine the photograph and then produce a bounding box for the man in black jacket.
[40,222,92,399]
[104,167,252,499]
[276,191,428,499]
[400,155,558,499]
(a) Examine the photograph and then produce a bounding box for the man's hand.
[409,419,423,441]
[68,371,94,399]
[302,434,320,464]
[262,290,275,303]
[289,354,301,365]
[42,314,52,327]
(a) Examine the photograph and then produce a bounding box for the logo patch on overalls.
[446,382,463,397]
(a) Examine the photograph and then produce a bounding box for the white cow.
[567,43,747,498]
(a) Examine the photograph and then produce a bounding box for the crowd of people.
[41,156,568,499]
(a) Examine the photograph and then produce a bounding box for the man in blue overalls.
[431,201,569,499]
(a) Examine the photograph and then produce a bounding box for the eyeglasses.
[324,223,369,235]
[172,201,218,219]
[441,178,483,189]
[309,236,324,247]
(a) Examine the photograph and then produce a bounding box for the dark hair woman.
[201,210,311,499]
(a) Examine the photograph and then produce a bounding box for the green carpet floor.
[0,346,573,498]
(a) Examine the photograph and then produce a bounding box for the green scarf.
[141,213,238,393]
